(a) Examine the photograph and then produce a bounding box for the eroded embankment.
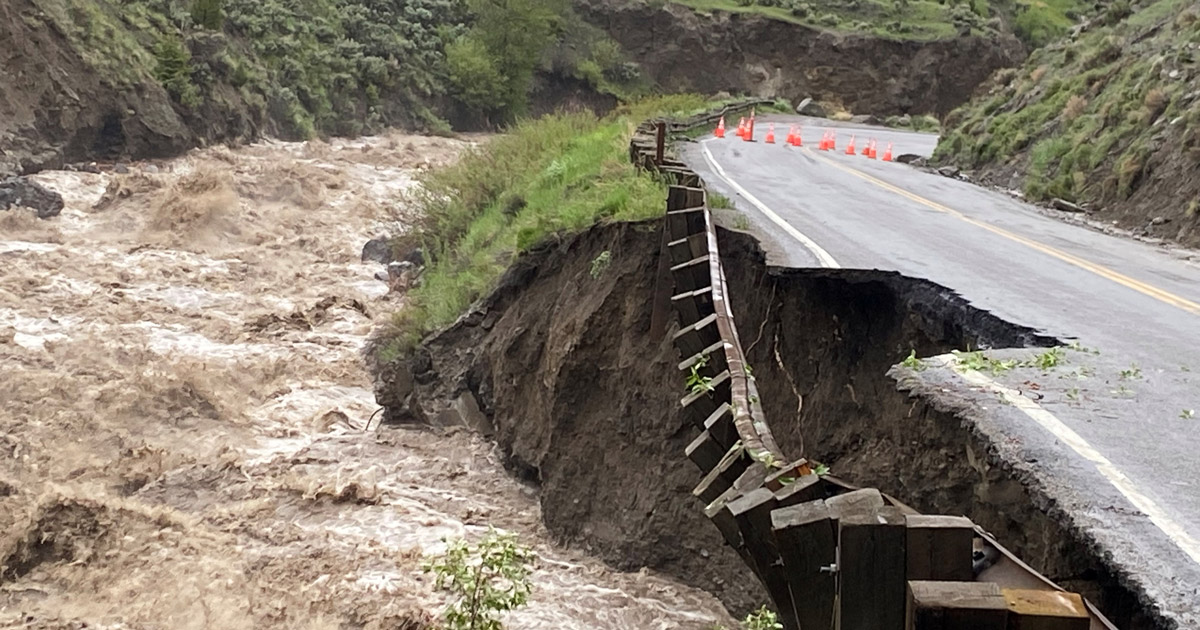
[388,218,1158,627]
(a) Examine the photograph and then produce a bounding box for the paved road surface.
[681,114,1200,628]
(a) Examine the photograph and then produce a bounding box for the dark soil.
[381,219,1156,627]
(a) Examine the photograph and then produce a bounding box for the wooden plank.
[666,207,705,239]
[1001,590,1090,630]
[772,499,836,630]
[905,515,975,582]
[671,286,714,327]
[678,340,729,376]
[838,505,907,630]
[672,313,719,358]
[694,444,754,505]
[772,473,825,507]
[906,581,1007,630]
[825,488,885,521]
[667,185,706,213]
[680,370,731,424]
[670,255,711,293]
[702,462,768,549]
[764,459,812,491]
[727,488,797,626]
[686,428,725,475]
[668,233,708,266]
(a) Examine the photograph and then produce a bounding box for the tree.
[191,0,225,30]
[453,0,567,120]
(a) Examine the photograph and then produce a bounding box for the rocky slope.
[935,0,1200,248]
[575,0,1026,116]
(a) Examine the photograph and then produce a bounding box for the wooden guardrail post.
[655,121,666,166]
[907,581,1008,630]
[838,505,907,630]
[906,515,975,582]
[772,499,837,630]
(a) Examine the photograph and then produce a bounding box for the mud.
[0,134,737,629]
[390,218,1155,627]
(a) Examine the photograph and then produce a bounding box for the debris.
[796,97,828,118]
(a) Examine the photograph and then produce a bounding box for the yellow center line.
[806,148,1200,317]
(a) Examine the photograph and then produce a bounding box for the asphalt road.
[681,114,1200,627]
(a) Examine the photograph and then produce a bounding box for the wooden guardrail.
[628,103,1118,630]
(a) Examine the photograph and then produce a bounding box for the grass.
[668,0,962,40]
[381,95,710,353]
[935,0,1198,212]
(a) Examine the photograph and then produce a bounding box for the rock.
[361,236,393,264]
[897,113,912,127]
[895,153,925,165]
[114,163,130,174]
[1169,69,1181,79]
[0,177,64,219]
[936,165,960,178]
[1051,198,1085,213]
[1150,216,1169,225]
[143,165,160,174]
[795,97,827,118]
[850,114,881,126]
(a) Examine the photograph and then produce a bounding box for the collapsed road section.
[378,105,1177,630]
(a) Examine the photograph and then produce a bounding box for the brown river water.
[0,132,738,629]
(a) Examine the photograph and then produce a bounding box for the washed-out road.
[681,114,1200,628]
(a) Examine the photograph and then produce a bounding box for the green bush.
[153,35,200,108]
[191,0,224,30]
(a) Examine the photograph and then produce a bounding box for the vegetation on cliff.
[669,0,1094,46]
[19,0,641,140]
[380,94,712,355]
[935,0,1200,246]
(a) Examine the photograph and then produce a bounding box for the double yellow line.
[807,149,1200,317]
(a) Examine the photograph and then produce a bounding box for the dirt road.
[0,133,736,629]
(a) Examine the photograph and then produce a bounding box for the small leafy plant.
[901,350,926,371]
[1029,347,1065,370]
[589,250,612,279]
[743,606,783,630]
[1182,409,1196,420]
[1119,363,1143,380]
[424,530,535,630]
[687,356,715,395]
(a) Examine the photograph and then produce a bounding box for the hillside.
[935,0,1200,247]
[0,0,636,175]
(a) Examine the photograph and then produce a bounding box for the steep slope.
[575,0,1026,116]
[935,0,1200,247]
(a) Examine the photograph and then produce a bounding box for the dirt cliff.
[377,218,1153,626]
[574,0,1026,116]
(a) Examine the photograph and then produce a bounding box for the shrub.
[424,530,534,630]
[191,0,224,30]
[153,36,201,108]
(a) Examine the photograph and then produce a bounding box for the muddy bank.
[574,0,1025,116]
[386,218,1154,626]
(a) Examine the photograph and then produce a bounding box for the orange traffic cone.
[784,126,796,146]
[793,126,803,147]
[736,117,746,138]
[765,123,776,144]
[744,117,755,142]
[820,131,831,150]
[828,132,836,151]
[715,116,726,139]
[845,135,856,155]
[882,142,893,162]
[868,139,878,159]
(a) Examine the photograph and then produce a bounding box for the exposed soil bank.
[574,0,1025,117]
[384,218,1160,627]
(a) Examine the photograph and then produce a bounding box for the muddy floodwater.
[0,133,738,629]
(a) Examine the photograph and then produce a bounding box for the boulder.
[795,97,827,118]
[895,153,925,165]
[361,236,393,263]
[0,177,64,219]
[1050,198,1085,213]
[850,114,881,126]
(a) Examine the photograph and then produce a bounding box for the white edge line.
[699,139,840,269]
[929,353,1200,566]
